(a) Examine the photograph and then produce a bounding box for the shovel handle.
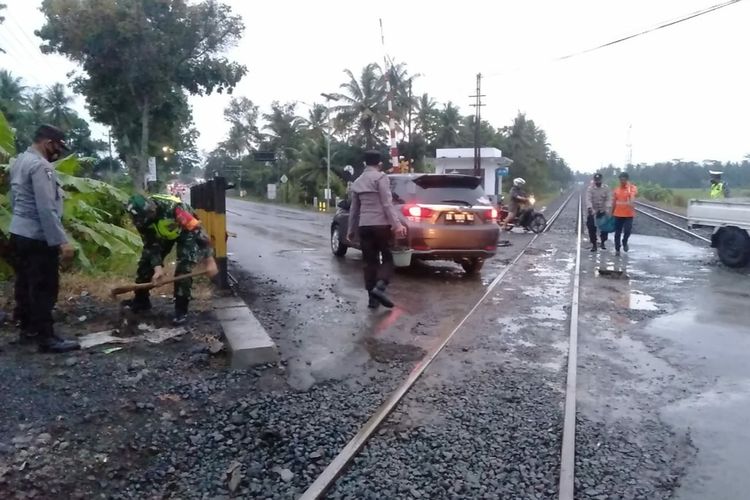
[110,269,209,298]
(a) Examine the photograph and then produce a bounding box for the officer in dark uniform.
[125,193,215,325]
[9,124,79,353]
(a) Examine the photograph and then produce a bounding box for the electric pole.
[469,73,485,177]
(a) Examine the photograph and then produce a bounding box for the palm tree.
[0,70,27,122]
[300,103,329,141]
[24,92,50,124]
[222,97,261,157]
[386,61,419,126]
[290,137,345,199]
[331,63,387,149]
[415,93,438,140]
[44,83,74,129]
[433,102,462,148]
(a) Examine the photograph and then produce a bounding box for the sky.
[1,0,749,172]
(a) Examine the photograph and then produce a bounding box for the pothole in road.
[364,338,426,363]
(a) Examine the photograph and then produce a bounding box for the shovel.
[110,257,219,298]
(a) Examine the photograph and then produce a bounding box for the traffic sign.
[280,174,289,184]
[254,151,276,162]
[496,167,509,177]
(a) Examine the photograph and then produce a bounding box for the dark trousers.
[586,214,609,245]
[11,234,60,337]
[359,225,394,291]
[614,217,634,250]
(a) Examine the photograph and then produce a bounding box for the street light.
[321,93,339,205]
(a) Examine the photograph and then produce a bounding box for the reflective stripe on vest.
[710,183,723,199]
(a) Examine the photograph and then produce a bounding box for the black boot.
[367,295,380,309]
[123,291,152,313]
[173,297,189,326]
[18,330,38,345]
[590,242,597,252]
[38,333,80,354]
[369,280,394,308]
[600,240,607,250]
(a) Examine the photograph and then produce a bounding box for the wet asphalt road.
[227,196,750,499]
[226,198,533,390]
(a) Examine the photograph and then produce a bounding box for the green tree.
[0,70,26,123]
[44,83,75,129]
[222,97,261,157]
[38,0,247,187]
[331,63,387,149]
[432,102,462,149]
[414,93,438,141]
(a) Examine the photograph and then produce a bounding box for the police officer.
[125,193,216,325]
[709,171,730,199]
[585,173,612,252]
[9,124,79,353]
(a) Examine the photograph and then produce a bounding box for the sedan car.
[330,174,500,274]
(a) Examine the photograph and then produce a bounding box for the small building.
[434,148,513,198]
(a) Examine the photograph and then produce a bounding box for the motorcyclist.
[504,178,529,230]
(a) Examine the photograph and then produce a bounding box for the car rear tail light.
[402,205,434,219]
[485,208,498,221]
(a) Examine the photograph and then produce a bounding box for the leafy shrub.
[0,113,141,274]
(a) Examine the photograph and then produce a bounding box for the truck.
[687,199,750,268]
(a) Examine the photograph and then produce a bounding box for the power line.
[485,0,744,78]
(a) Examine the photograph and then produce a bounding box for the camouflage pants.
[135,230,212,300]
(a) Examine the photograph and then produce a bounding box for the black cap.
[33,124,70,153]
[364,150,381,167]
[593,173,603,181]
[619,171,630,180]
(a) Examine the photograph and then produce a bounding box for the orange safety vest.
[612,183,638,218]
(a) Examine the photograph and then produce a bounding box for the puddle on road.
[629,291,658,311]
[276,248,317,255]
[529,305,568,321]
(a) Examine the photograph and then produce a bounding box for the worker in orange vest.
[611,172,638,256]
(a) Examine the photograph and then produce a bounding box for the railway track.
[634,201,711,243]
[299,192,585,500]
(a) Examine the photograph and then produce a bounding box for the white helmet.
[513,177,526,186]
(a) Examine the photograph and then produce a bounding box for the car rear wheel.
[461,258,484,275]
[530,213,547,233]
[331,225,348,257]
[717,227,750,268]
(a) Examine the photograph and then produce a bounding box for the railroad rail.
[634,201,711,243]
[300,192,584,500]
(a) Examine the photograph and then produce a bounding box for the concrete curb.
[213,297,279,369]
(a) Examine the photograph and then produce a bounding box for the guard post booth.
[434,148,513,203]
[190,177,229,289]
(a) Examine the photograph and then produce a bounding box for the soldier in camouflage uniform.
[125,193,214,325]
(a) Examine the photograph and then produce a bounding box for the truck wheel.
[717,227,750,268]
[331,225,348,257]
[461,258,484,275]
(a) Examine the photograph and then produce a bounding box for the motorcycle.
[497,194,547,233]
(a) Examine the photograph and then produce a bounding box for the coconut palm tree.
[290,137,345,199]
[24,93,51,124]
[44,83,74,129]
[433,102,462,148]
[330,63,387,149]
[0,70,27,122]
[299,103,329,141]
[415,93,438,140]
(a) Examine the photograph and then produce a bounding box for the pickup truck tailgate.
[687,199,750,230]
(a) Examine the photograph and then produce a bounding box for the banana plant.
[0,112,141,273]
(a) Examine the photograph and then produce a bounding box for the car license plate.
[446,212,473,223]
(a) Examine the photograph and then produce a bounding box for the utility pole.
[407,79,413,146]
[469,73,485,177]
[625,124,633,168]
[380,18,399,172]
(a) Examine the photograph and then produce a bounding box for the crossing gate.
[190,177,229,289]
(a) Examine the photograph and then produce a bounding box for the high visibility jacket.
[710,182,728,199]
[612,183,638,218]
[146,194,201,240]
